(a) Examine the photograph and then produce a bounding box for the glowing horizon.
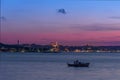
[1,0,120,46]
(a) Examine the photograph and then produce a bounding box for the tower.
[17,40,20,45]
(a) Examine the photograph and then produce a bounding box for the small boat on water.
[67,60,90,67]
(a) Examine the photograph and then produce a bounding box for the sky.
[1,0,120,46]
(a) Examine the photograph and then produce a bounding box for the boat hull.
[67,63,89,67]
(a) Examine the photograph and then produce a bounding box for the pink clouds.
[2,30,120,46]
[1,19,120,46]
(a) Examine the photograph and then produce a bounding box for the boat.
[67,60,90,67]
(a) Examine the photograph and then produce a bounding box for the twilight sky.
[1,0,120,46]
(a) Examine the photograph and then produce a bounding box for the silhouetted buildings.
[0,42,120,53]
[50,42,60,52]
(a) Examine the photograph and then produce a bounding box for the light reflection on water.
[0,52,120,80]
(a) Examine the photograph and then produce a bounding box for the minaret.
[17,40,20,45]
[0,21,1,43]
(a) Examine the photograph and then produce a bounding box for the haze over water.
[0,52,120,80]
[1,1,120,79]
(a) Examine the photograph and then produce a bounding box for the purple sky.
[1,0,120,46]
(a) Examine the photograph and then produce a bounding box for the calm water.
[0,52,120,80]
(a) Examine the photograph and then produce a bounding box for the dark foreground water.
[0,52,120,80]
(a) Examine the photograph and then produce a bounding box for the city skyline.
[1,0,120,46]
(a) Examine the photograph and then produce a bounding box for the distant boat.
[67,60,90,67]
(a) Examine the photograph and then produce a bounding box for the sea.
[0,52,120,80]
